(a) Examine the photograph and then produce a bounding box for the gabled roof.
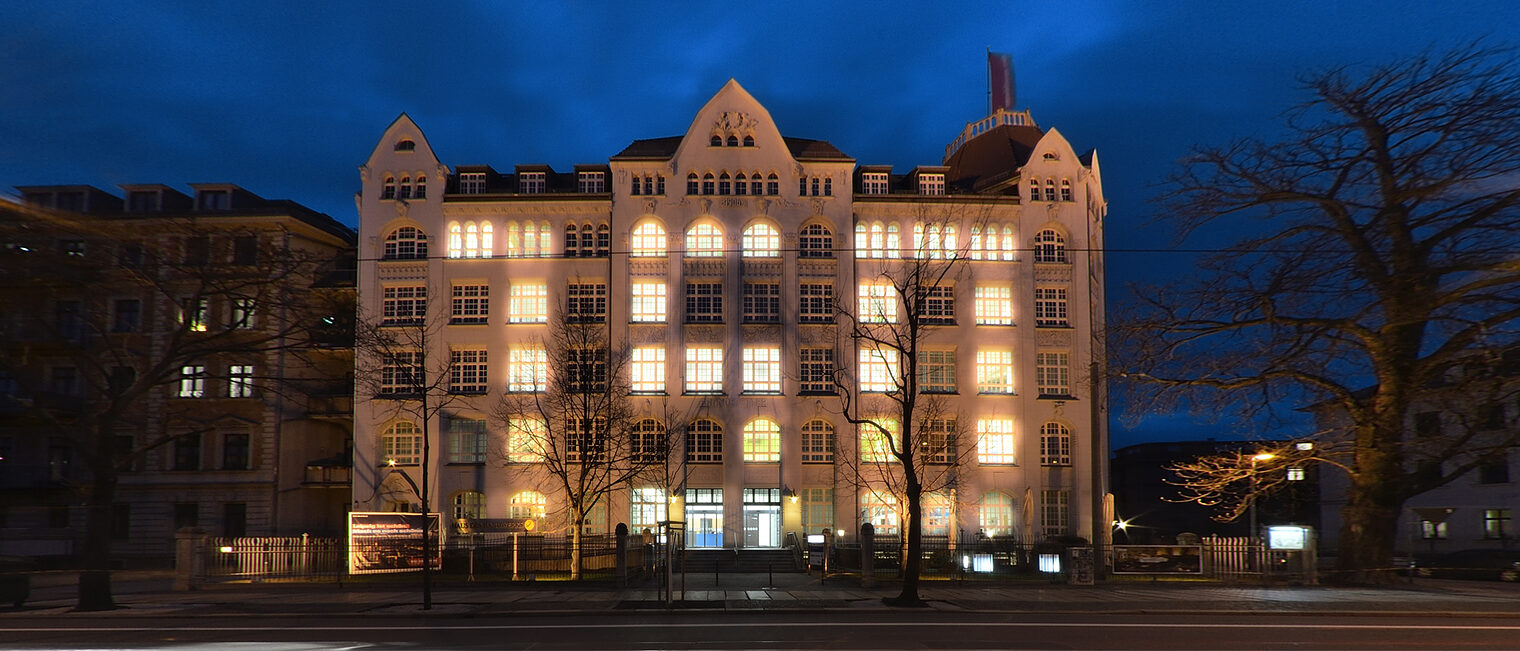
[611,135,850,162]
[783,137,851,161]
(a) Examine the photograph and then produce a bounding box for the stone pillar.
[860,522,876,588]
[173,527,209,591]
[615,523,629,587]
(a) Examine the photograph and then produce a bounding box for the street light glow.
[1252,453,1276,462]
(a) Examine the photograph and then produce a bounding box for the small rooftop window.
[1042,152,1058,161]
[395,139,416,152]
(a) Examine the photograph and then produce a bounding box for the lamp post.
[1248,453,1276,543]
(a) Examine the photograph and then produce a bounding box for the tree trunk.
[1334,475,1403,584]
[77,424,118,611]
[571,508,583,580]
[891,480,924,606]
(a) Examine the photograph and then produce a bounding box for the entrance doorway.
[742,488,782,548]
[685,488,723,548]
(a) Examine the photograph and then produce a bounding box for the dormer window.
[1042,152,1058,161]
[127,190,160,212]
[577,171,605,193]
[862,172,888,195]
[197,190,230,211]
[458,172,486,194]
[918,173,945,196]
[743,135,755,147]
[395,139,416,152]
[519,172,545,194]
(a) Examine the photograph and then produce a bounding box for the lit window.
[742,347,781,394]
[452,492,485,519]
[503,221,551,257]
[381,422,423,465]
[631,281,667,323]
[508,283,547,323]
[577,171,606,193]
[799,224,834,258]
[458,172,486,194]
[182,297,209,332]
[1286,467,1306,481]
[742,419,781,462]
[918,173,945,196]
[631,487,667,530]
[631,347,666,393]
[923,491,953,535]
[859,347,899,393]
[801,488,834,532]
[974,286,1012,325]
[507,348,547,392]
[686,419,723,463]
[518,172,545,194]
[1036,351,1071,396]
[920,419,957,465]
[977,419,1016,464]
[631,222,667,256]
[506,416,547,463]
[685,347,723,393]
[858,283,897,323]
[979,493,1014,537]
[742,223,780,257]
[685,223,723,257]
[227,364,255,398]
[1034,229,1067,263]
[799,348,835,394]
[685,282,723,323]
[859,420,900,464]
[1042,490,1069,538]
[383,227,428,260]
[976,349,1015,394]
[178,365,206,398]
[801,419,834,463]
[566,282,608,324]
[1040,423,1072,466]
[862,490,899,535]
[861,172,888,195]
[1421,519,1448,540]
[1034,288,1068,327]
[912,223,957,259]
[742,282,780,323]
[453,221,491,258]
[450,285,489,324]
[449,223,463,258]
[510,491,547,519]
[446,418,487,463]
[799,283,834,323]
[449,349,488,394]
[919,350,956,393]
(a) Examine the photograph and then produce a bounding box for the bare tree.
[494,292,649,579]
[1117,44,1520,581]
[0,200,343,610]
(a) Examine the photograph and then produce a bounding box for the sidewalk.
[10,571,1520,617]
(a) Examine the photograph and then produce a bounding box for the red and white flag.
[989,51,1016,113]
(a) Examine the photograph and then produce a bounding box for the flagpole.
[986,47,993,116]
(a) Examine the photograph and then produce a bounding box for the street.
[4,611,1519,650]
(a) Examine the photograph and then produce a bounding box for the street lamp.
[1249,453,1276,543]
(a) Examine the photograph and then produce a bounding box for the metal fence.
[204,535,346,579]
[830,536,1048,579]
[443,533,630,578]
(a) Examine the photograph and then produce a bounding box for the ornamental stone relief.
[626,325,667,345]
[741,324,781,341]
[684,324,725,343]
[1036,329,1074,348]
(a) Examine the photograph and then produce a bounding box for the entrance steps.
[677,548,802,573]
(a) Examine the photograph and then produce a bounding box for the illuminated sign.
[1268,526,1310,551]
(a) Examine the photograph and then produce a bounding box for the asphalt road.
[4,611,1519,650]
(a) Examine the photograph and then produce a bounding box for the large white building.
[352,80,1108,548]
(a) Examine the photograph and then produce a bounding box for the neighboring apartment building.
[0,184,355,563]
[353,80,1107,547]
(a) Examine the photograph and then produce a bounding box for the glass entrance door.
[685,488,723,548]
[742,488,782,548]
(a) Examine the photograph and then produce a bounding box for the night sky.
[4,1,1517,448]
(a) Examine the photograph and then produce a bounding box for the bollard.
[860,522,876,588]
[615,523,629,588]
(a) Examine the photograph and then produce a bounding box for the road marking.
[6,622,1520,633]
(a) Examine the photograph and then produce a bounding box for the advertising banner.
[1111,545,1203,574]
[348,512,442,575]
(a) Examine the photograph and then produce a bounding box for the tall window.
[702,173,715,195]
[447,418,487,463]
[742,419,781,462]
[799,224,834,258]
[567,416,608,463]
[862,490,899,536]
[174,433,202,470]
[503,221,552,257]
[859,348,899,392]
[977,419,1016,465]
[686,419,723,463]
[861,172,888,195]
[859,420,899,463]
[178,365,206,398]
[801,488,834,533]
[685,347,723,393]
[631,487,667,531]
[979,493,1015,537]
[742,347,781,394]
[631,222,667,256]
[382,176,396,199]
[509,283,548,323]
[230,298,255,329]
[976,349,1015,394]
[506,416,547,463]
[742,223,780,257]
[1042,489,1070,538]
[451,284,489,324]
[1036,351,1071,396]
[974,285,1012,325]
[380,351,422,395]
[912,223,957,258]
[1484,509,1512,540]
[383,227,428,260]
[919,350,957,393]
[799,283,834,323]
[227,364,255,398]
[1040,423,1072,466]
[381,422,423,465]
[686,173,699,195]
[858,283,897,323]
[920,419,957,465]
[449,349,488,394]
[970,223,1017,261]
[920,286,955,324]
[507,347,547,392]
[382,286,426,326]
[1034,229,1067,263]
[448,221,492,258]
[510,491,547,520]
[182,297,209,332]
[630,420,667,463]
[685,223,723,257]
[718,172,731,195]
[631,347,665,393]
[742,282,780,323]
[799,348,835,394]
[766,173,779,196]
[1034,288,1068,327]
[631,281,667,322]
[453,492,485,519]
[565,348,608,393]
[112,298,142,333]
[458,172,486,194]
[1060,178,1073,201]
[854,222,900,258]
[801,419,835,463]
[222,432,250,470]
[685,282,723,323]
[518,172,545,194]
[566,282,607,323]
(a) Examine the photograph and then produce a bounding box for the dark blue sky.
[4,1,1517,447]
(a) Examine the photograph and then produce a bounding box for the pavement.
[8,570,1520,617]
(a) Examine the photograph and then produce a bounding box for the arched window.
[564,223,579,257]
[504,221,521,256]
[631,222,666,256]
[381,422,422,465]
[580,223,595,257]
[383,226,427,260]
[394,139,416,152]
[1060,178,1072,202]
[742,418,781,462]
[685,223,723,257]
[799,224,833,258]
[687,173,699,195]
[452,491,484,520]
[702,173,715,195]
[710,135,722,147]
[1044,178,1057,202]
[447,222,464,258]
[718,172,731,196]
[398,176,412,200]
[855,223,868,253]
[381,176,396,200]
[1040,422,1072,466]
[885,223,900,257]
[1001,226,1016,260]
[742,223,779,257]
[978,492,1015,537]
[509,491,546,520]
[1027,178,1040,201]
[479,221,492,257]
[801,419,834,463]
[413,174,426,199]
[969,225,983,260]
[596,223,610,256]
[734,172,748,195]
[463,222,480,258]
[743,135,755,147]
[538,221,553,256]
[766,173,779,196]
[750,172,763,196]
[726,135,739,147]
[1034,229,1067,263]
